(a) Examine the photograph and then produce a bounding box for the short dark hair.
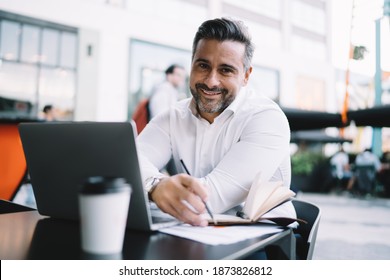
[43,105,53,113]
[192,18,254,71]
[165,64,184,75]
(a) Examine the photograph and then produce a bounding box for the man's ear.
[242,66,253,86]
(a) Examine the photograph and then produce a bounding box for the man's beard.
[190,83,235,114]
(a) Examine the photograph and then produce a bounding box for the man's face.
[190,39,252,121]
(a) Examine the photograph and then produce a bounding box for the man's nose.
[204,70,220,88]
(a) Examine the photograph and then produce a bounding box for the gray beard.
[190,85,235,114]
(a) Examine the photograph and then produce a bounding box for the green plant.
[353,45,367,60]
[291,151,327,176]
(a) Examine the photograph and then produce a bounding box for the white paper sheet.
[158,224,283,245]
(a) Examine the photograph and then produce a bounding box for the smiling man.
[137,18,295,226]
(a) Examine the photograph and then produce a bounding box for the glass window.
[220,13,282,49]
[247,66,280,101]
[41,28,60,66]
[224,0,282,20]
[291,34,326,61]
[0,20,20,60]
[0,13,77,119]
[127,0,207,26]
[21,24,40,63]
[39,67,75,120]
[246,20,282,49]
[295,75,325,111]
[0,61,38,102]
[291,1,326,35]
[39,68,76,100]
[60,32,77,69]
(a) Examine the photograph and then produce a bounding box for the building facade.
[0,0,333,121]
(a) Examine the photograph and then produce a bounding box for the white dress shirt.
[137,88,295,218]
[330,151,349,179]
[356,151,381,171]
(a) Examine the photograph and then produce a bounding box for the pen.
[180,159,217,225]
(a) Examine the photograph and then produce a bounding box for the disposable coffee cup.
[79,176,131,255]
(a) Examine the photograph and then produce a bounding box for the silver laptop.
[18,121,179,231]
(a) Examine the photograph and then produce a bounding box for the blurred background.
[0,0,389,143]
[1,0,390,191]
[1,0,390,259]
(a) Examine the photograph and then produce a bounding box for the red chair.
[0,124,28,200]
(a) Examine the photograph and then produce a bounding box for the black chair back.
[292,199,321,260]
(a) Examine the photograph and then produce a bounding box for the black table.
[0,207,296,260]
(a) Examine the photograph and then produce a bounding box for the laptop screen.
[19,122,152,230]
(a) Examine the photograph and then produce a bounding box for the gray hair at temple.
[192,18,255,71]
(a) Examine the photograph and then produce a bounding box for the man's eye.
[199,63,208,69]
[221,68,233,74]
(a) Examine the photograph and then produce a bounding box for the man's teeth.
[202,89,221,95]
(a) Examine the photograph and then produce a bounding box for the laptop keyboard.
[151,214,177,224]
[149,202,177,224]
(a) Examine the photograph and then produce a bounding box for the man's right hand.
[149,174,209,226]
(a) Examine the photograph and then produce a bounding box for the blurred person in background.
[355,148,381,170]
[42,104,58,121]
[149,64,187,119]
[330,146,352,190]
[347,148,382,195]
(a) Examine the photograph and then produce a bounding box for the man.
[42,104,57,121]
[330,147,351,180]
[137,18,294,226]
[350,148,382,195]
[355,148,381,171]
[149,64,186,118]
